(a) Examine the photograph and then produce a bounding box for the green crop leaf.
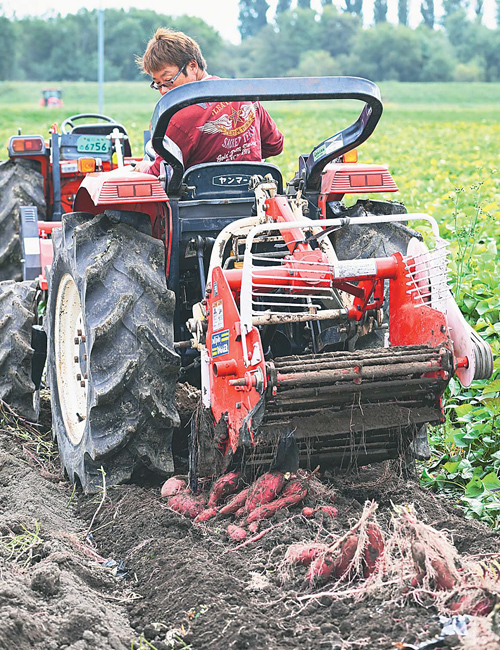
[482,472,500,493]
[463,297,477,312]
[462,496,485,517]
[452,404,474,418]
[481,379,500,396]
[465,476,484,497]
[443,461,461,473]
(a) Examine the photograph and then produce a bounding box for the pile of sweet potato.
[285,520,384,586]
[161,469,325,542]
[284,502,497,619]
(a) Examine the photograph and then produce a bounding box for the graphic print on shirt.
[197,103,256,137]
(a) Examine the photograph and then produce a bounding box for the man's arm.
[257,104,284,158]
[134,155,162,175]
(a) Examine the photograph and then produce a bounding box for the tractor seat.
[177,161,284,238]
[181,161,283,200]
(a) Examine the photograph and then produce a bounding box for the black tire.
[0,280,39,421]
[333,200,422,349]
[0,159,46,282]
[46,212,180,493]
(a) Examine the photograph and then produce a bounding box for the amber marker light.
[77,158,96,173]
[342,149,358,163]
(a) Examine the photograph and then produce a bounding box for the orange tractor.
[39,88,64,109]
[0,113,140,283]
[0,78,493,492]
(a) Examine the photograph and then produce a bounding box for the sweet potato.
[194,507,218,523]
[280,478,307,501]
[245,484,308,524]
[160,476,187,498]
[431,557,456,591]
[333,534,359,579]
[227,524,247,542]
[308,552,336,585]
[411,541,456,590]
[246,501,281,524]
[410,572,425,588]
[411,541,427,574]
[318,505,338,518]
[234,506,246,520]
[470,595,495,617]
[248,521,260,534]
[448,591,493,616]
[289,543,329,567]
[208,471,244,508]
[448,595,467,612]
[302,505,338,519]
[363,524,384,577]
[245,471,284,512]
[219,487,250,516]
[168,493,205,519]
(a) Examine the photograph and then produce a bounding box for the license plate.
[76,135,110,154]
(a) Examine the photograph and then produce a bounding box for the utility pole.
[98,6,104,113]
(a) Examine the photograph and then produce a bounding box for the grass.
[0,520,43,568]
[0,397,59,476]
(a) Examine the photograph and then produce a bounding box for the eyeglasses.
[150,64,188,91]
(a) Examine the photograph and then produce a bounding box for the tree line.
[0,1,499,83]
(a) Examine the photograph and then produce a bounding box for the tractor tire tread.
[46,212,180,493]
[0,160,46,282]
[0,280,39,421]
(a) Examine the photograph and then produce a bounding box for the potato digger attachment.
[191,180,491,477]
[1,76,493,492]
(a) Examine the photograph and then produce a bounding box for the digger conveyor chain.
[247,345,452,469]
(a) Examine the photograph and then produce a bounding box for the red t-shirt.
[146,78,284,176]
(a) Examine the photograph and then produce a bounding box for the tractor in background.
[40,88,63,109]
[0,77,493,492]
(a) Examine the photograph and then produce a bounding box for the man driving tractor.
[133,28,284,175]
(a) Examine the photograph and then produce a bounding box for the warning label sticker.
[212,300,224,331]
[211,329,229,358]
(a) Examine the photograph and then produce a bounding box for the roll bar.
[151,76,383,195]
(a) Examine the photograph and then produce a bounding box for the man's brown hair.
[136,28,207,75]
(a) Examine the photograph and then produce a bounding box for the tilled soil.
[1,401,500,650]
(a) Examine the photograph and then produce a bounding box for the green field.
[1,80,499,524]
[1,80,499,220]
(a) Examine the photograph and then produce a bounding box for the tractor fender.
[73,167,168,214]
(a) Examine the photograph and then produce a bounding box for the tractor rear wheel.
[0,280,39,421]
[333,200,421,349]
[0,160,46,282]
[46,212,180,493]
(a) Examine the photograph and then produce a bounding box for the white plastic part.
[201,348,211,408]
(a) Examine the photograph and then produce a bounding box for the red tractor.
[0,113,141,283]
[39,88,64,109]
[0,77,493,492]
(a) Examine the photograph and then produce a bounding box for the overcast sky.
[1,0,496,43]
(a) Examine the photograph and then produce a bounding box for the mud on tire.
[0,159,46,282]
[46,212,180,493]
[0,280,39,421]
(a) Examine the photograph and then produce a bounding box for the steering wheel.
[60,113,120,135]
